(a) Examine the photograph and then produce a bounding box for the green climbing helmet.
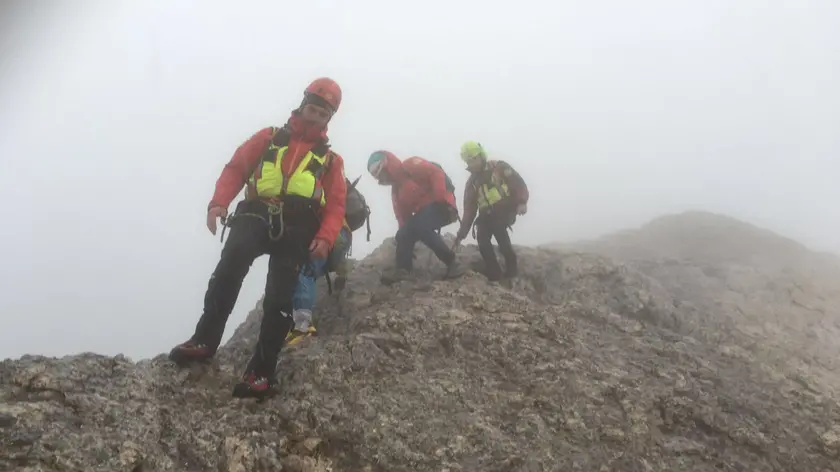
[460,140,486,163]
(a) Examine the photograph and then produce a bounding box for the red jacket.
[208,112,347,248]
[385,155,457,228]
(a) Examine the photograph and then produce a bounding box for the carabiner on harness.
[266,202,285,241]
[220,214,235,244]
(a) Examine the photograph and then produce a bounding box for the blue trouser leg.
[290,227,351,330]
[395,203,455,271]
[292,257,327,315]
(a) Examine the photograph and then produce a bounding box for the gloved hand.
[207,206,228,235]
[516,203,527,215]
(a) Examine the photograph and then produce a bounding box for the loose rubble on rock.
[3,211,840,471]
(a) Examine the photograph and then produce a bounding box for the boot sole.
[168,349,213,368]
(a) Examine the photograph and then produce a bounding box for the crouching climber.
[367,150,466,284]
[284,225,351,345]
[286,176,371,345]
[167,77,347,399]
[454,141,529,281]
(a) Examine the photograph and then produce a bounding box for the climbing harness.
[266,202,285,241]
[219,215,231,243]
[219,200,288,244]
[470,208,515,241]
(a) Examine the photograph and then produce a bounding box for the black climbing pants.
[191,198,319,379]
[475,208,517,279]
[395,202,456,271]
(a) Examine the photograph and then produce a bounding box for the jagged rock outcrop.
[3,213,840,471]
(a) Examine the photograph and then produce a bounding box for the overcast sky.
[1,0,838,361]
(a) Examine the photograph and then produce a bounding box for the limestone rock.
[2,211,840,471]
[819,425,840,457]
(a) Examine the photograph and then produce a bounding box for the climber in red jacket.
[168,77,347,399]
[367,151,466,284]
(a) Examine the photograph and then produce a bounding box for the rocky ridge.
[551,211,840,394]
[2,212,840,471]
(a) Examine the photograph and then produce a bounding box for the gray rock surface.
[551,210,840,393]
[3,211,840,471]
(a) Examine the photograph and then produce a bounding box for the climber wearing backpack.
[367,150,466,284]
[285,175,370,345]
[167,77,348,399]
[454,141,529,281]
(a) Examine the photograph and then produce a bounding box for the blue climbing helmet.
[367,150,396,181]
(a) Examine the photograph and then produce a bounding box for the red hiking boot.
[232,373,276,400]
[168,340,214,366]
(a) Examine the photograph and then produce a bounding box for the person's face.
[376,170,393,186]
[466,155,485,173]
[369,156,394,185]
[300,103,333,126]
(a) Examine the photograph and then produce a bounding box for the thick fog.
[1,0,837,360]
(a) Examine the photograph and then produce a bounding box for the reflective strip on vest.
[249,145,328,207]
[476,179,510,209]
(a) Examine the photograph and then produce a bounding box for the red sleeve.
[208,127,273,211]
[314,152,347,247]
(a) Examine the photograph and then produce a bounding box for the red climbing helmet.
[304,77,342,112]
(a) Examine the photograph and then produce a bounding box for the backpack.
[301,172,368,284]
[402,157,456,196]
[319,176,370,295]
[430,161,456,195]
[344,175,371,242]
[426,161,460,228]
